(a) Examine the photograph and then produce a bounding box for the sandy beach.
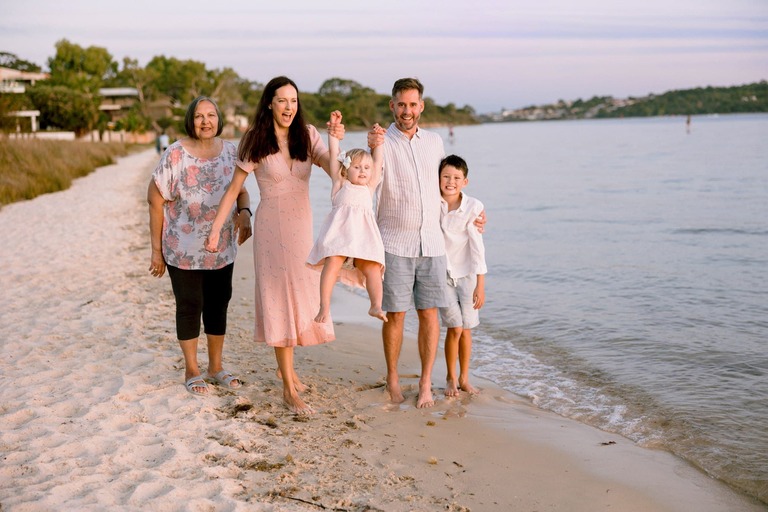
[0,148,763,512]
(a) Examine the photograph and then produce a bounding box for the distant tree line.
[595,81,768,118]
[0,41,477,137]
[483,80,768,122]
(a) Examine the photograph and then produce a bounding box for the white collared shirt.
[441,192,487,279]
[376,123,446,257]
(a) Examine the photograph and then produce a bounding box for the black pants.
[166,263,234,340]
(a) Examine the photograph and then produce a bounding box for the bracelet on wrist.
[238,207,252,217]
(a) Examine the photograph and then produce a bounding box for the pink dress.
[238,125,334,347]
[307,181,385,288]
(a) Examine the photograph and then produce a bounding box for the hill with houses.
[481,81,768,122]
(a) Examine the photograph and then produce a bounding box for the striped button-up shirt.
[376,123,446,258]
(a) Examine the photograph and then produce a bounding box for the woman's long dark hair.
[238,76,310,163]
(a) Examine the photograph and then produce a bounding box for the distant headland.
[480,80,768,122]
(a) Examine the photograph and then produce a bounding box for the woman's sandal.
[206,370,241,389]
[185,375,209,396]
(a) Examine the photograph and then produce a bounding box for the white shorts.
[439,274,480,329]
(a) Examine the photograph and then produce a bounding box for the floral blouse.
[153,140,240,270]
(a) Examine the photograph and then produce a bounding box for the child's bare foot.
[459,380,480,395]
[444,378,459,397]
[417,381,435,408]
[386,376,405,404]
[368,307,388,322]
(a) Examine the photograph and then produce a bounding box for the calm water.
[295,114,768,503]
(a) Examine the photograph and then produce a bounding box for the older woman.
[148,96,252,396]
[206,76,344,414]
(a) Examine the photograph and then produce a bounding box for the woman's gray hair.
[184,96,224,139]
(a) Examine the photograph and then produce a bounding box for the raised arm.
[327,110,345,196]
[205,166,248,252]
[368,123,385,191]
[367,123,384,150]
[316,115,346,176]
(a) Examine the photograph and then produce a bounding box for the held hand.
[329,110,342,125]
[205,231,220,253]
[367,123,384,149]
[149,250,166,278]
[327,115,345,140]
[473,209,487,233]
[235,210,253,245]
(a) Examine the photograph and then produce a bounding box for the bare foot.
[417,381,435,408]
[444,378,459,397]
[276,369,308,393]
[460,380,480,395]
[283,390,314,415]
[386,376,405,404]
[368,307,388,322]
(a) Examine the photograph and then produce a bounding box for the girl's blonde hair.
[339,148,372,179]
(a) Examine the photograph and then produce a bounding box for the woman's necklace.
[277,135,292,169]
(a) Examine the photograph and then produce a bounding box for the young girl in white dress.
[307,111,387,323]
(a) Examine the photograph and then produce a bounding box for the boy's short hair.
[184,96,224,139]
[439,154,469,178]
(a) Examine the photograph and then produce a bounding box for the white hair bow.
[337,151,351,169]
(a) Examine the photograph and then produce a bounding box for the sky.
[1,0,766,113]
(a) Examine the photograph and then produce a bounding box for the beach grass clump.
[0,139,133,207]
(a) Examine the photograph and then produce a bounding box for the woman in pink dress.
[206,76,344,414]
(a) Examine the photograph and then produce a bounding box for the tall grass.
[0,139,133,207]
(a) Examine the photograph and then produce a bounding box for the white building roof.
[99,87,139,97]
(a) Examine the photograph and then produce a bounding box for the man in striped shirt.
[368,77,475,408]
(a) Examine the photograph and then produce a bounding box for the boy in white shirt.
[438,155,487,396]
